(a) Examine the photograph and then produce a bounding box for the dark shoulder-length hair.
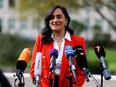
[41,5,74,44]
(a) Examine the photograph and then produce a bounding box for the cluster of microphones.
[14,43,111,87]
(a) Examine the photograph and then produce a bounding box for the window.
[8,18,15,29]
[0,18,2,32]
[108,20,115,30]
[96,19,102,28]
[0,0,3,8]
[93,19,102,31]
[0,18,2,26]
[32,19,39,28]
[20,19,27,29]
[9,0,15,7]
[84,18,90,29]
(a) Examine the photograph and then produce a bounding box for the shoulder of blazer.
[35,34,43,51]
[36,34,42,40]
[71,34,84,41]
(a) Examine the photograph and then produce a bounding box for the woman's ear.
[65,19,68,26]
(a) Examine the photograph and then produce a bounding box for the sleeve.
[30,34,42,79]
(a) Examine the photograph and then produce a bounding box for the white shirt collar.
[51,31,71,41]
[64,31,71,41]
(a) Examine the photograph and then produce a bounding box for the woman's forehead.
[52,8,64,15]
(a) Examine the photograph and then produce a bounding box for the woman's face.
[49,8,68,32]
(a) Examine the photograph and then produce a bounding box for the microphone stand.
[86,69,101,87]
[66,66,77,87]
[48,71,54,87]
[14,70,25,87]
[35,76,40,87]
[66,74,73,87]
[99,63,103,87]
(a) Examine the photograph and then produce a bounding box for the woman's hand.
[32,77,36,85]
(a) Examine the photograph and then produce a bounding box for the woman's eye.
[57,15,62,19]
[49,14,62,20]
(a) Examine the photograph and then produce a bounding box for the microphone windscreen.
[34,52,42,76]
[74,46,88,69]
[94,43,106,59]
[50,49,58,58]
[16,48,30,71]
[65,45,75,58]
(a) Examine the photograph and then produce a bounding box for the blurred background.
[0,0,116,75]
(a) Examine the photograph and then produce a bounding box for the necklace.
[55,38,62,42]
[53,33,64,42]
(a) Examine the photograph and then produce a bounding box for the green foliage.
[19,0,79,17]
[88,60,101,74]
[92,33,111,46]
[0,33,116,74]
[0,34,20,66]
[87,48,116,74]
[93,23,102,31]
[0,33,34,68]
[70,20,85,34]
[9,0,15,7]
[18,0,116,31]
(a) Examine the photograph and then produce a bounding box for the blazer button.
[44,76,47,79]
[43,66,46,69]
[43,56,45,59]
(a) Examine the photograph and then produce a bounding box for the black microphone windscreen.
[74,46,88,70]
[94,43,106,59]
[50,48,58,58]
[16,61,27,72]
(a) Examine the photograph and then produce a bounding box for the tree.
[18,0,79,17]
[18,0,116,31]
[0,33,33,69]
[80,0,116,31]
[70,20,85,35]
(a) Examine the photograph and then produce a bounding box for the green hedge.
[0,33,34,67]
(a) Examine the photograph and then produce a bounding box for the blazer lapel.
[59,52,69,81]
[59,39,73,82]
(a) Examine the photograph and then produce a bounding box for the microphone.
[0,25,2,33]
[34,52,42,87]
[73,46,89,82]
[16,48,30,76]
[50,48,58,72]
[65,45,77,80]
[94,43,111,80]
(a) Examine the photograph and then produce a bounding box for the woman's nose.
[53,16,58,22]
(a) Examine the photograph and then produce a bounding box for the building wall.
[0,0,116,41]
[0,0,39,40]
[70,7,116,41]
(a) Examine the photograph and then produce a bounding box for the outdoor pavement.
[4,73,116,87]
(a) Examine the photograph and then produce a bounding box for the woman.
[30,5,86,87]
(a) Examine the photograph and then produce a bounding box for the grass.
[87,48,116,74]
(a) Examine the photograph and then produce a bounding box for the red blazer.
[30,34,86,87]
